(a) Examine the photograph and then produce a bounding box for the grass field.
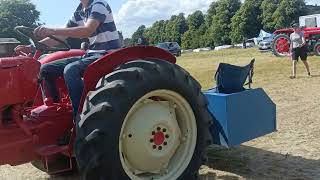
[178,48,320,180]
[1,48,320,180]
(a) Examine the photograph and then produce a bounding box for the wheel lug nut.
[152,131,155,135]
[157,127,161,131]
[163,128,167,132]
[164,142,167,146]
[165,134,169,138]
[153,145,157,149]
[158,146,162,150]
[150,139,154,143]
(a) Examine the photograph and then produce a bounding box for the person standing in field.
[289,24,311,79]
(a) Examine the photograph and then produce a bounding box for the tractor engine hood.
[0,56,33,68]
[0,56,40,108]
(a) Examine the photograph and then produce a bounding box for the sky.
[31,0,318,38]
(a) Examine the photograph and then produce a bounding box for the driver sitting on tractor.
[15,0,121,119]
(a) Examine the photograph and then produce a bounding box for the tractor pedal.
[57,132,71,146]
[35,145,74,175]
[36,145,69,157]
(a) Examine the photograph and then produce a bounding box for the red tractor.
[271,27,320,57]
[0,26,277,180]
[0,26,214,179]
[271,14,320,57]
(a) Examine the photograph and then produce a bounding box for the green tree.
[306,5,320,15]
[230,0,263,44]
[180,11,206,49]
[144,20,166,45]
[205,2,217,27]
[203,2,218,48]
[131,25,146,45]
[0,0,40,41]
[211,0,241,46]
[187,10,205,30]
[197,24,209,48]
[123,38,132,47]
[160,20,169,42]
[163,13,188,45]
[260,0,280,32]
[174,13,188,44]
[273,0,306,29]
[165,15,178,42]
[181,30,194,49]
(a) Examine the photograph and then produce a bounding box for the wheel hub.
[153,130,165,146]
[119,90,198,180]
[120,100,181,175]
[275,37,290,56]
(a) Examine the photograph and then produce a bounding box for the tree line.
[0,0,319,49]
[127,0,320,49]
[0,0,40,43]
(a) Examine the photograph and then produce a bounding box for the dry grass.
[1,48,320,180]
[178,48,320,180]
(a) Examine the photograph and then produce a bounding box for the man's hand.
[14,45,32,55]
[34,26,55,39]
[48,19,100,39]
[299,43,306,48]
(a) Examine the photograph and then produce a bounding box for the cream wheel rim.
[119,90,197,180]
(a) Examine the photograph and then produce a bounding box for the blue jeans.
[40,53,104,118]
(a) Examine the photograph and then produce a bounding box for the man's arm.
[38,36,68,47]
[301,36,306,47]
[289,34,293,52]
[34,19,100,40]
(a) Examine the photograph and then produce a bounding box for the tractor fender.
[79,46,176,112]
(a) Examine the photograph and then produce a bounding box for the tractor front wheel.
[75,59,213,180]
[272,34,291,57]
[314,43,320,56]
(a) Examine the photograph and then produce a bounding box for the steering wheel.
[14,26,71,53]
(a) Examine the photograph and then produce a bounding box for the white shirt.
[290,32,304,49]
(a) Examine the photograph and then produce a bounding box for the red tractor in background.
[0,26,213,179]
[271,14,320,57]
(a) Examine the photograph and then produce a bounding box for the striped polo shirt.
[67,0,121,52]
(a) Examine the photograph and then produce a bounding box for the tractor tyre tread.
[272,34,290,57]
[75,59,213,180]
[314,43,320,56]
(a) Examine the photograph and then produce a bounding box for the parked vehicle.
[156,42,182,56]
[245,39,256,48]
[258,34,275,51]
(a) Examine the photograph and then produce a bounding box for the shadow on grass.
[46,172,80,180]
[202,145,320,180]
[309,74,320,78]
[44,145,320,180]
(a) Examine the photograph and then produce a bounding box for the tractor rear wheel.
[272,34,291,57]
[314,43,320,56]
[75,59,213,180]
